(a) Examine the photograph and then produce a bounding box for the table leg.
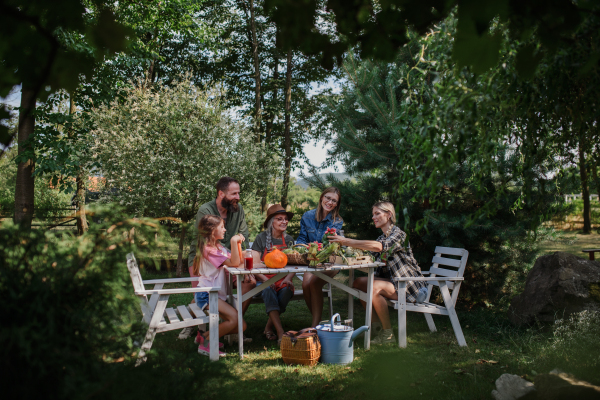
[228,274,234,346]
[237,278,244,359]
[364,267,374,350]
[348,269,354,324]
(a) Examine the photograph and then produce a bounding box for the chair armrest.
[393,277,463,282]
[135,286,220,296]
[142,277,200,284]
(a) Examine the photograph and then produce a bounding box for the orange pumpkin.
[264,248,288,269]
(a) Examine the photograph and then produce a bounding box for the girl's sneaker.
[196,333,225,357]
[195,331,224,349]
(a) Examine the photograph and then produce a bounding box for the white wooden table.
[224,262,383,358]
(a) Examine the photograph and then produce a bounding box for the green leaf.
[515,44,543,79]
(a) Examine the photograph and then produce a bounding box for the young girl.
[191,214,246,357]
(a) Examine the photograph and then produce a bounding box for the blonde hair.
[316,187,342,223]
[192,214,224,276]
[372,201,396,224]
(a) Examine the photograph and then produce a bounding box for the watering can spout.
[349,326,369,346]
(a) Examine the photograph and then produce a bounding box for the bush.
[0,207,223,399]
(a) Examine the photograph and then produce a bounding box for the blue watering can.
[315,313,369,365]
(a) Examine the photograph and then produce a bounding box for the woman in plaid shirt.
[328,201,427,344]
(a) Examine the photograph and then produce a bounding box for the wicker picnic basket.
[280,328,321,366]
[285,244,310,266]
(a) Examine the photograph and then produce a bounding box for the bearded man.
[180,176,256,342]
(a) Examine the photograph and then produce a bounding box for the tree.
[191,0,338,210]
[518,13,600,233]
[266,0,591,76]
[320,19,567,303]
[13,87,36,227]
[0,0,131,147]
[87,77,277,275]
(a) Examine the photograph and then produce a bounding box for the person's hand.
[244,274,256,284]
[231,234,245,244]
[281,277,294,290]
[328,234,346,246]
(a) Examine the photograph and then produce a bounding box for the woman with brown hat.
[250,204,296,343]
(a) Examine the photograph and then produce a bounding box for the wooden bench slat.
[177,305,193,321]
[165,307,180,324]
[189,303,206,318]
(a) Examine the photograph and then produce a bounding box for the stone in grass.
[491,374,537,400]
[508,252,600,326]
[534,369,600,400]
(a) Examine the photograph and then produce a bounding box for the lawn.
[140,267,600,400]
[538,230,600,258]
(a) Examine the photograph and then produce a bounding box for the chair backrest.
[426,246,469,304]
[126,253,145,294]
[126,253,152,323]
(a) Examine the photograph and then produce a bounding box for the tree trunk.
[176,223,187,277]
[280,49,293,209]
[14,86,36,228]
[261,29,280,213]
[69,94,88,235]
[249,0,262,141]
[578,133,592,234]
[592,156,600,202]
[265,27,280,144]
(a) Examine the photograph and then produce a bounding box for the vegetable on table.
[264,248,288,269]
[321,227,336,246]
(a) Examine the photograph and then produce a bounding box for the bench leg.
[397,282,407,348]
[424,314,437,332]
[208,291,219,361]
[136,295,168,366]
[439,282,467,347]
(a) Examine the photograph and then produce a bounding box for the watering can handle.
[330,313,341,331]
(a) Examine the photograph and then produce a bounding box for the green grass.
[538,231,600,258]
[139,268,600,400]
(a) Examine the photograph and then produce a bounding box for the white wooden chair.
[126,253,221,362]
[389,246,469,347]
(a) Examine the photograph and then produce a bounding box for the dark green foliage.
[316,22,571,304]
[0,1,132,146]
[266,0,589,75]
[0,207,223,399]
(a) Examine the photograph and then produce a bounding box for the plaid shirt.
[371,226,425,303]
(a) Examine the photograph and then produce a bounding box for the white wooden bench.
[387,246,469,347]
[126,253,221,362]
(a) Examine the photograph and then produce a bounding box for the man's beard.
[221,197,239,213]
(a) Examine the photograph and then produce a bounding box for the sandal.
[264,331,277,341]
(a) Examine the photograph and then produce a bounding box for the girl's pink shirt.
[188,245,230,301]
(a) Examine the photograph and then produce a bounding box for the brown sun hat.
[263,204,294,228]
